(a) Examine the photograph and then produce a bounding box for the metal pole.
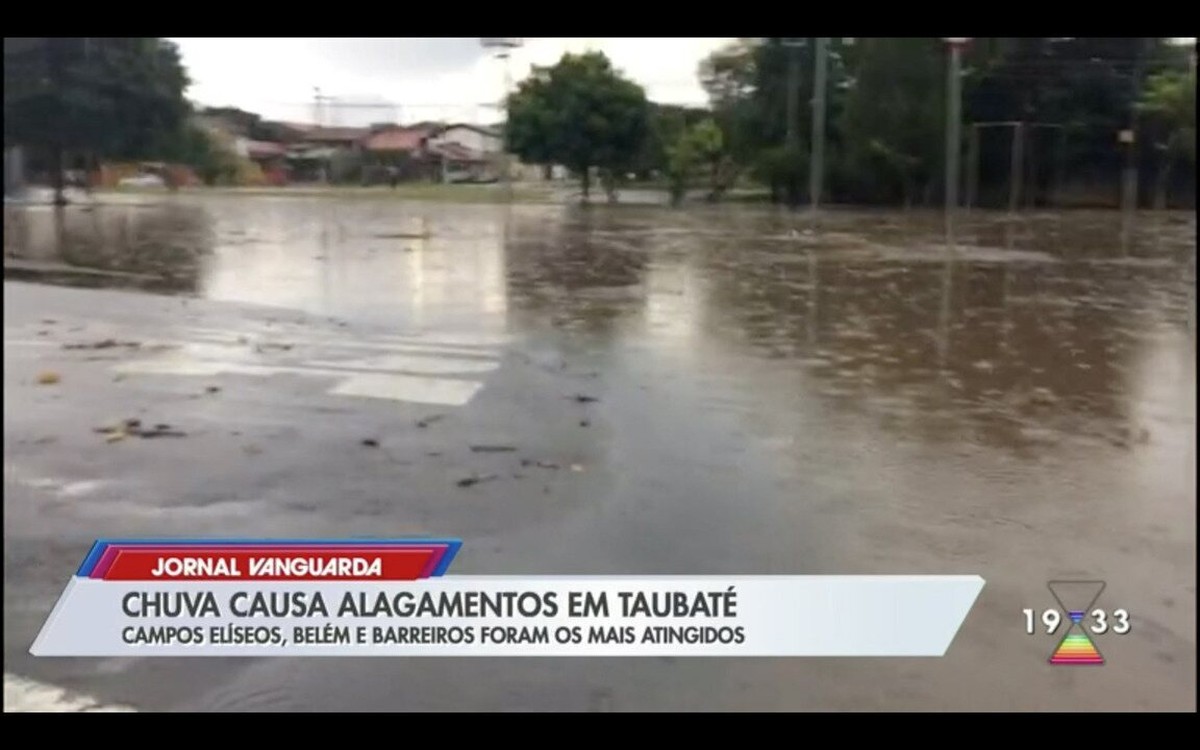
[809,37,829,212]
[1054,126,1066,208]
[500,51,513,202]
[1121,38,1147,249]
[945,41,963,248]
[966,124,980,213]
[1008,121,1024,216]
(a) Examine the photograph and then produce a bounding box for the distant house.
[281,126,369,184]
[236,139,289,185]
[360,124,440,183]
[427,124,503,157]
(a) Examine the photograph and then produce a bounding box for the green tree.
[506,52,650,202]
[839,38,945,207]
[699,38,853,204]
[962,38,1189,206]
[1137,69,1196,208]
[4,37,191,204]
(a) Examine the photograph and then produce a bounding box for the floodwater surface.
[4,193,1195,710]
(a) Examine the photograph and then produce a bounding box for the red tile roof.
[305,126,370,144]
[362,127,426,152]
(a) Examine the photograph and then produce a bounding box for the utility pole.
[943,39,969,249]
[481,38,523,202]
[1121,37,1148,249]
[809,37,829,213]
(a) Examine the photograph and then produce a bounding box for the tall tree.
[840,37,945,207]
[4,37,191,204]
[1137,69,1196,208]
[506,52,651,202]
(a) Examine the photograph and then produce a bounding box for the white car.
[118,174,166,188]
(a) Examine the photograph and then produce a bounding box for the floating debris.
[570,394,600,404]
[520,459,561,470]
[470,445,517,453]
[36,371,61,385]
[205,385,221,394]
[416,414,446,429]
[456,474,499,488]
[62,339,141,351]
[361,438,380,448]
[95,418,186,440]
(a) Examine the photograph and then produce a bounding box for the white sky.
[171,38,736,126]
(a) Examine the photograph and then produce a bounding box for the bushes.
[751,145,808,206]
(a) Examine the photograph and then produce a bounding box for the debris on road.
[94,418,186,441]
[361,438,380,448]
[62,339,141,351]
[579,419,591,427]
[416,414,446,429]
[469,445,517,453]
[520,458,561,470]
[204,385,221,394]
[570,464,585,472]
[456,474,499,488]
[254,342,294,353]
[570,394,600,403]
[36,371,61,385]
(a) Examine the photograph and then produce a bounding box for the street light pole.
[809,37,829,213]
[943,38,969,250]
[481,38,523,201]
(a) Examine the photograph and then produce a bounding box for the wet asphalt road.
[3,194,1196,710]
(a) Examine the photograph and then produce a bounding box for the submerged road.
[3,196,1195,710]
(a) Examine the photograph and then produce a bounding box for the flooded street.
[4,193,1195,710]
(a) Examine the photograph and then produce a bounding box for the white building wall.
[429,126,502,155]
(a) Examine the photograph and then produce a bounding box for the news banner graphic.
[31,539,986,657]
[1023,581,1132,666]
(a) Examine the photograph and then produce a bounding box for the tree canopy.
[4,37,192,202]
[696,37,1195,208]
[506,52,650,200]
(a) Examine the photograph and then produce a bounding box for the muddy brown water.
[3,194,1195,710]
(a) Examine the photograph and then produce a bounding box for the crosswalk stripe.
[4,674,136,713]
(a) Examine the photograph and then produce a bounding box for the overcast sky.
[171,38,736,127]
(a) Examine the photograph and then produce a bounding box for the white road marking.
[305,353,499,375]
[7,475,107,499]
[329,373,483,406]
[3,340,58,348]
[4,674,136,712]
[104,328,504,406]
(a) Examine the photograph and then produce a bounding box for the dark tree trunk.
[580,167,591,203]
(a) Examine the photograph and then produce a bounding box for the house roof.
[440,123,501,138]
[244,140,287,159]
[304,126,370,144]
[428,141,486,163]
[362,127,426,152]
